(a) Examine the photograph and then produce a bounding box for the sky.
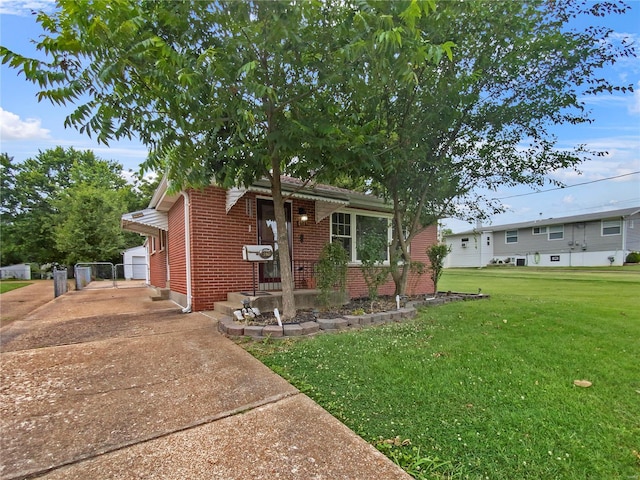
[0,0,639,232]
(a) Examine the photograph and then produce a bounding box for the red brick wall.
[148,232,167,288]
[344,225,437,298]
[188,186,257,311]
[291,199,329,261]
[168,195,187,296]
[159,185,438,311]
[406,224,438,295]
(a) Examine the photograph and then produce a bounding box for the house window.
[602,219,621,236]
[331,212,352,258]
[331,211,390,262]
[505,230,518,244]
[159,231,166,251]
[150,236,157,254]
[356,216,389,261]
[548,225,564,240]
[532,226,547,235]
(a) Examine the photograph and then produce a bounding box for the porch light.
[298,208,308,226]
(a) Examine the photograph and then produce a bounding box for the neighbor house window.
[548,225,564,240]
[505,230,518,244]
[602,219,621,236]
[331,211,390,262]
[532,226,547,235]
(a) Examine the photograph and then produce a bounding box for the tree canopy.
[1,0,634,304]
[1,0,449,317]
[332,0,635,294]
[0,147,153,267]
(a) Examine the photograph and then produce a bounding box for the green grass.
[246,268,640,479]
[0,280,32,294]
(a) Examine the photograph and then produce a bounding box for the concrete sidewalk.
[0,285,410,479]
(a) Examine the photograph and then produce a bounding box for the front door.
[257,199,292,285]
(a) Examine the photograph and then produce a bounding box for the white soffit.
[226,185,349,219]
[226,187,248,213]
[315,200,347,223]
[121,209,168,236]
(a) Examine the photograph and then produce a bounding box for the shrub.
[625,251,640,263]
[426,243,451,294]
[316,242,349,308]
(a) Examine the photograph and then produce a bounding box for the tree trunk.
[397,260,411,296]
[392,253,411,296]
[270,174,296,320]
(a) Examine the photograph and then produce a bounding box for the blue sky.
[1,0,638,232]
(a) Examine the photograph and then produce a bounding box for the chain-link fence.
[74,262,148,290]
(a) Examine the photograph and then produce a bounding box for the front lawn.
[247,268,640,479]
[0,280,32,294]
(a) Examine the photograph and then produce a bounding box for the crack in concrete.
[10,391,301,480]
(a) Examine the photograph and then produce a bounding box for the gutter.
[181,191,193,313]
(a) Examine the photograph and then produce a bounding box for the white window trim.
[532,226,547,235]
[330,209,393,265]
[547,225,564,241]
[505,230,518,244]
[601,219,622,236]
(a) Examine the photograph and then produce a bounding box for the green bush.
[426,243,451,294]
[316,242,349,308]
[625,251,640,263]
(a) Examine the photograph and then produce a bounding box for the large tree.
[337,0,636,294]
[1,0,446,318]
[0,153,22,265]
[0,147,147,266]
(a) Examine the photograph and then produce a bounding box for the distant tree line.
[0,147,157,268]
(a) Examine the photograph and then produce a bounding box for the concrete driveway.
[0,284,410,479]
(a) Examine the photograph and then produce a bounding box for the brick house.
[122,176,436,312]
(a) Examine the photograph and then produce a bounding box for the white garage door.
[132,256,147,280]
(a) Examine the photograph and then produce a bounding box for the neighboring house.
[444,206,640,268]
[121,176,436,312]
[122,245,148,281]
[0,263,31,280]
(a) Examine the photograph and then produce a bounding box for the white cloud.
[0,107,50,140]
[550,134,640,184]
[628,82,640,115]
[0,0,56,15]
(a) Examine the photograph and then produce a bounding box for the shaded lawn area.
[246,268,640,479]
[0,280,32,294]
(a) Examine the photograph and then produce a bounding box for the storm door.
[257,199,292,285]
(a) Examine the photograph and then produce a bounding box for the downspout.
[621,215,627,264]
[181,191,193,313]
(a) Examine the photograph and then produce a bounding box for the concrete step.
[213,300,241,316]
[150,288,170,301]
[226,292,269,304]
[216,289,341,317]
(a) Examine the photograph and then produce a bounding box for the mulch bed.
[244,295,421,326]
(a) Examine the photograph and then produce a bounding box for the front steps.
[150,287,170,301]
[213,289,330,317]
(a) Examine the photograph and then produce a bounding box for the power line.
[495,171,640,200]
